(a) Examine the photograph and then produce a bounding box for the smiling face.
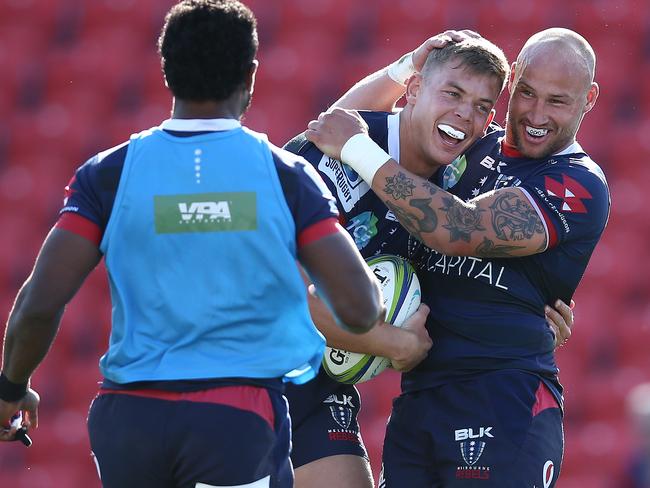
[505,38,599,159]
[403,59,501,172]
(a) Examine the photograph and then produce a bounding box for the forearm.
[371,161,480,256]
[307,285,415,362]
[2,283,63,383]
[332,69,405,112]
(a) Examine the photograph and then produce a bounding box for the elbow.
[12,282,64,324]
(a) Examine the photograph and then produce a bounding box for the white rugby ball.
[322,254,421,384]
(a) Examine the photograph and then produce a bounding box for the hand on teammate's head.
[412,30,484,72]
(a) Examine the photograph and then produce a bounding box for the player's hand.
[306,108,369,161]
[390,304,433,372]
[411,30,482,72]
[0,388,39,442]
[546,299,575,349]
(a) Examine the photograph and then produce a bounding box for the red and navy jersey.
[284,111,408,424]
[404,124,610,401]
[57,123,339,250]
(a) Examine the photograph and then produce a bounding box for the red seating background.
[1,0,648,486]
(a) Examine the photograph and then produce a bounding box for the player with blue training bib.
[307,28,609,488]
[285,33,576,488]
[0,2,387,487]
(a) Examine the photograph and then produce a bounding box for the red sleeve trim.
[56,213,103,246]
[536,204,558,249]
[298,217,340,248]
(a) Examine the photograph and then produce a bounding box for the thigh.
[295,455,373,488]
[88,393,174,488]
[290,386,368,469]
[380,391,441,488]
[381,373,564,488]
[434,373,563,487]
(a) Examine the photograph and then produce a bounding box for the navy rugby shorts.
[380,371,563,488]
[87,385,292,488]
[290,383,368,468]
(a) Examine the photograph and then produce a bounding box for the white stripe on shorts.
[196,476,270,488]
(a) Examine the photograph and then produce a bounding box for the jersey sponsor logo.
[154,192,256,233]
[455,427,494,441]
[544,175,592,213]
[415,250,509,290]
[479,155,507,173]
[493,173,522,190]
[327,429,359,442]
[346,211,378,250]
[460,440,487,466]
[179,201,232,222]
[455,466,491,480]
[323,394,355,408]
[318,155,370,211]
[534,187,571,234]
[455,427,493,477]
[328,405,353,429]
[60,205,80,213]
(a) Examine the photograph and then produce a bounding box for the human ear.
[405,72,423,105]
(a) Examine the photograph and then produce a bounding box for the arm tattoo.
[383,172,416,200]
[422,181,438,195]
[475,237,525,258]
[489,192,544,241]
[385,198,438,243]
[440,196,485,243]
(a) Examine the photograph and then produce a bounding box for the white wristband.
[340,133,392,185]
[386,51,415,86]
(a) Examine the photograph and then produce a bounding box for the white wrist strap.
[340,133,392,185]
[386,51,415,86]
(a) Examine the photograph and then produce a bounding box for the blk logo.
[455,427,494,441]
[324,394,355,407]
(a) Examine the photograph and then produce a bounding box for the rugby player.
[0,2,385,487]
[307,27,609,488]
[286,32,575,488]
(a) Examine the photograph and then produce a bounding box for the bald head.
[517,28,595,87]
[505,27,599,159]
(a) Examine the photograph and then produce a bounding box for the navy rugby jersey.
[403,123,610,402]
[284,111,408,423]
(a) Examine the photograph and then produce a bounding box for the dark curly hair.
[158,0,258,102]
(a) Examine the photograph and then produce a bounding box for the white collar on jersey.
[554,141,584,156]
[160,118,242,132]
[387,112,401,163]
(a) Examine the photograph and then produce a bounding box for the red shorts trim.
[532,381,559,417]
[98,385,275,428]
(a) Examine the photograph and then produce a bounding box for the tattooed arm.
[306,109,547,258]
[376,170,546,257]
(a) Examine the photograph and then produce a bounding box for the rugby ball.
[322,254,421,384]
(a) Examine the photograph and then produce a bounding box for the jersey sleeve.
[519,158,610,249]
[55,142,128,245]
[270,145,340,247]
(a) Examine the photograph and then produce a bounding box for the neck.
[398,108,443,179]
[171,98,243,120]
